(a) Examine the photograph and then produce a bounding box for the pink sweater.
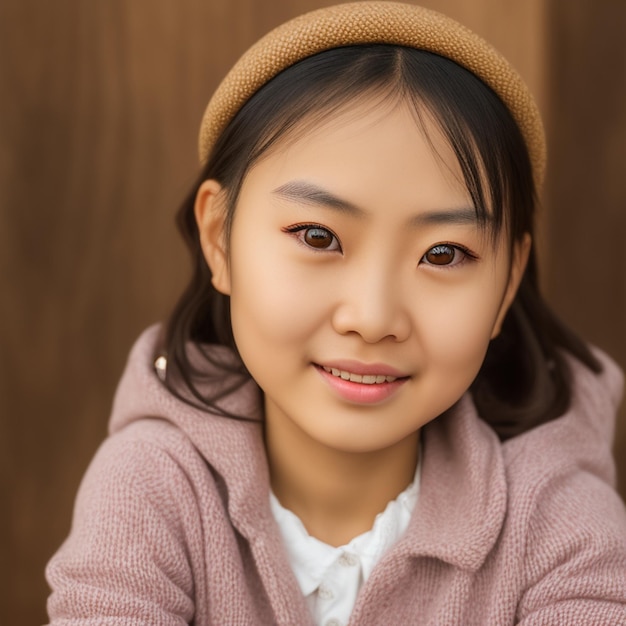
[46,326,626,625]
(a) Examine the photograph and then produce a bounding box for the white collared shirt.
[270,461,421,626]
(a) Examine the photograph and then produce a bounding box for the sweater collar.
[396,393,507,571]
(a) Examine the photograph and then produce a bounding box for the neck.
[265,402,419,547]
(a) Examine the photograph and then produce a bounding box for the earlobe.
[491,233,531,339]
[194,179,231,295]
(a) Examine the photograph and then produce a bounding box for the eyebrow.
[412,208,482,227]
[272,180,484,227]
[272,180,364,216]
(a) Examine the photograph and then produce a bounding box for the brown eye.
[304,227,337,250]
[423,244,459,266]
[283,223,343,252]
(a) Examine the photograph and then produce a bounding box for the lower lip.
[315,365,408,404]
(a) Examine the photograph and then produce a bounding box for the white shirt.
[270,461,421,626]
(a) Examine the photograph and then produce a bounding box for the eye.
[303,227,336,249]
[284,224,342,252]
[421,244,472,267]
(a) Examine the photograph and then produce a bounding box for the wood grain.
[543,0,626,500]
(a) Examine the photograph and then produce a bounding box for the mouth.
[314,362,409,404]
[320,366,399,385]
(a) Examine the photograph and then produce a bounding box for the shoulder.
[508,463,626,622]
[503,346,623,488]
[46,419,226,623]
[45,420,203,622]
[77,417,226,522]
[500,347,626,556]
[497,353,626,621]
[104,416,203,465]
[61,418,223,559]
[91,417,206,482]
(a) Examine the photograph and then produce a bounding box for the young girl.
[46,2,626,624]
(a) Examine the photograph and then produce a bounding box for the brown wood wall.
[1,1,624,623]
[542,0,626,499]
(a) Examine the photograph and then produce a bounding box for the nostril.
[330,300,411,344]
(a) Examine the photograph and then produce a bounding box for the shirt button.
[325,620,342,626]
[337,552,358,567]
[318,583,334,600]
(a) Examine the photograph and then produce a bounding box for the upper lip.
[316,359,409,378]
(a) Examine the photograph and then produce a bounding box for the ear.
[491,233,531,339]
[194,179,231,295]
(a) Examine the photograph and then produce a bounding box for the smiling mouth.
[321,366,399,385]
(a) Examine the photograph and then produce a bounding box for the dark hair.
[162,45,601,438]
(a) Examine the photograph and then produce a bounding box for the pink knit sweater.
[46,326,626,625]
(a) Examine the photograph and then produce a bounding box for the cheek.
[414,274,505,371]
[227,229,329,352]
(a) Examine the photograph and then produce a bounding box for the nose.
[331,262,411,343]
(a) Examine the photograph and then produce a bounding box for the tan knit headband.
[198,1,546,188]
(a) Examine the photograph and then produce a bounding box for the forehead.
[239,96,476,222]
[263,89,446,152]
[250,95,467,197]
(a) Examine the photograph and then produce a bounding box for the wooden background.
[1,1,624,623]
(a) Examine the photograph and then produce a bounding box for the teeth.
[322,366,397,384]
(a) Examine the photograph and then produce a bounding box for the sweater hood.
[109,325,623,569]
[109,325,273,540]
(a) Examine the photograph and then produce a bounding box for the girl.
[46,2,626,624]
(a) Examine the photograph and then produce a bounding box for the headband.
[198,1,546,188]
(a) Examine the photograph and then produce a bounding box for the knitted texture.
[198,1,546,188]
[45,326,626,624]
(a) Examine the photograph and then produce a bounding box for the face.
[197,97,528,457]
